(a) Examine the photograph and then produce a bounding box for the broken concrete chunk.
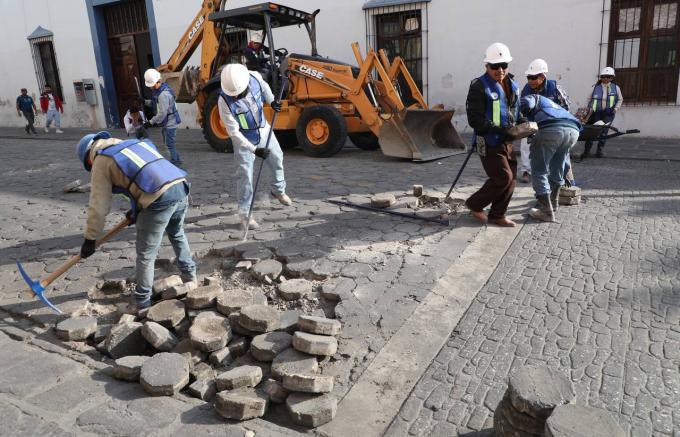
[152,275,183,295]
[62,179,82,193]
[104,322,147,359]
[559,195,580,206]
[161,280,197,300]
[320,278,355,301]
[292,331,338,356]
[239,305,280,333]
[283,373,334,393]
[412,184,424,197]
[147,299,186,328]
[185,284,223,309]
[420,191,444,203]
[277,278,313,301]
[203,276,221,285]
[370,194,396,208]
[250,332,293,362]
[188,378,217,402]
[215,388,268,420]
[140,352,190,396]
[189,311,232,352]
[112,355,148,382]
[545,404,625,437]
[229,336,250,357]
[559,186,581,197]
[263,378,289,403]
[252,259,283,281]
[171,338,208,367]
[277,310,302,333]
[190,362,215,381]
[271,348,319,380]
[235,260,253,270]
[229,312,260,337]
[55,316,97,341]
[93,324,112,344]
[142,321,178,352]
[286,392,337,428]
[298,315,341,336]
[215,365,263,391]
[119,314,136,324]
[508,365,575,420]
[216,289,256,315]
[209,346,234,367]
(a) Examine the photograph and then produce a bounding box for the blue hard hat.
[76,131,111,171]
[520,95,538,116]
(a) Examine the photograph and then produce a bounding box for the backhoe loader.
[157,1,464,161]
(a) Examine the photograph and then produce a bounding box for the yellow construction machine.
[157,1,465,161]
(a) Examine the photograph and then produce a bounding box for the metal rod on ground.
[444,144,475,201]
[326,199,450,225]
[242,76,288,241]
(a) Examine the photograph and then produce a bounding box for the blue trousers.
[530,126,579,196]
[162,127,182,166]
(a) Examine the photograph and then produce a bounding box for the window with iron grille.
[365,1,429,104]
[607,0,680,104]
[28,30,64,102]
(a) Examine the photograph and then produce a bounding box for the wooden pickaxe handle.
[41,218,131,287]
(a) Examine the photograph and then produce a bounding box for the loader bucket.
[378,108,466,161]
[161,67,200,103]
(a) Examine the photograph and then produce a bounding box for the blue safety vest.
[521,79,559,103]
[152,83,181,126]
[477,73,520,147]
[590,82,619,112]
[522,95,581,130]
[98,139,187,214]
[220,75,265,145]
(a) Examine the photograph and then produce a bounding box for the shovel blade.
[378,108,466,161]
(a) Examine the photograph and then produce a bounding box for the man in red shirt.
[39,84,64,133]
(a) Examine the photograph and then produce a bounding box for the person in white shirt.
[123,102,148,139]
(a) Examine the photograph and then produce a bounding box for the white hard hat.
[483,42,513,64]
[600,66,615,76]
[144,68,161,87]
[221,64,250,96]
[525,58,548,75]
[250,30,263,43]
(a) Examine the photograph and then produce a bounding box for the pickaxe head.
[16,260,62,314]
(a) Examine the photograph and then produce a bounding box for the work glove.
[143,121,152,129]
[254,148,270,159]
[271,100,282,112]
[80,239,96,259]
[125,209,136,226]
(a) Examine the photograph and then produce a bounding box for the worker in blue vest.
[465,42,522,228]
[520,95,582,222]
[217,63,292,231]
[519,59,573,184]
[581,67,623,159]
[76,132,196,313]
[144,68,183,167]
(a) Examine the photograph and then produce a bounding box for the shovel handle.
[41,218,130,287]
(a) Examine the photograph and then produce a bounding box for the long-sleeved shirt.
[123,110,147,135]
[586,82,623,112]
[149,88,179,128]
[466,73,521,136]
[217,71,274,153]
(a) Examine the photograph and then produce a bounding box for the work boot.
[595,148,604,158]
[491,217,516,227]
[44,126,49,133]
[520,171,531,183]
[530,194,555,222]
[469,209,488,223]
[240,216,260,230]
[272,191,292,206]
[549,183,561,213]
[56,129,64,134]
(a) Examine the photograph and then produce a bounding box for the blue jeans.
[46,109,61,128]
[234,126,286,217]
[134,195,195,306]
[530,126,579,196]
[162,127,182,165]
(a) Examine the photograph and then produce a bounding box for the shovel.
[16,218,130,314]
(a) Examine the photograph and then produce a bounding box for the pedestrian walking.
[217,63,291,230]
[580,67,623,159]
[76,131,196,313]
[519,95,582,222]
[123,101,148,139]
[40,84,64,133]
[519,59,573,184]
[144,68,183,167]
[16,88,38,135]
[465,42,521,228]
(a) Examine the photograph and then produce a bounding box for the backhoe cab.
[177,2,465,160]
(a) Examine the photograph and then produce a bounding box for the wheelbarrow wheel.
[296,105,347,157]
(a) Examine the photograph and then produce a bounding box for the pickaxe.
[16,218,130,314]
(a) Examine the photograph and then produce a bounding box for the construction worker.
[520,95,581,222]
[144,68,183,167]
[124,100,148,139]
[76,131,195,312]
[465,42,521,228]
[519,59,572,184]
[16,88,38,135]
[217,63,291,230]
[244,31,270,72]
[40,84,64,134]
[581,67,623,159]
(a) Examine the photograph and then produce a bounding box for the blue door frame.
[85,0,161,128]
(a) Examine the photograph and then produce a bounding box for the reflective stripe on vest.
[477,73,519,147]
[98,139,187,194]
[591,83,618,112]
[220,75,265,145]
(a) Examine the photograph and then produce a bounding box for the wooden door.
[108,35,143,124]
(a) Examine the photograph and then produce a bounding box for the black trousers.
[584,111,615,152]
[22,110,36,134]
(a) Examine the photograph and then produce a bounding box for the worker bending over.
[218,63,292,230]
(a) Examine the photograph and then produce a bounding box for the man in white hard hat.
[244,31,270,71]
[519,59,572,184]
[144,68,183,167]
[217,63,291,230]
[465,42,522,228]
[581,66,623,159]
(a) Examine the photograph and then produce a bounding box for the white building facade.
[0,0,678,137]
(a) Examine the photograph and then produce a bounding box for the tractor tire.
[276,130,298,150]
[202,89,233,153]
[349,132,380,150]
[296,106,347,157]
